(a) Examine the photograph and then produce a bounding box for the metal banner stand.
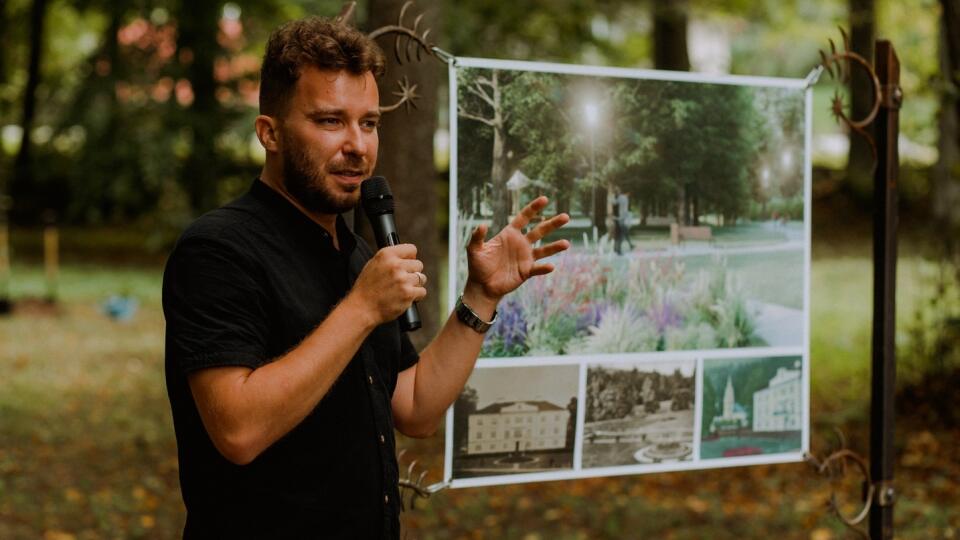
[806,34,902,540]
[869,40,901,540]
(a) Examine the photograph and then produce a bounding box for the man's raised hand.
[465,196,570,303]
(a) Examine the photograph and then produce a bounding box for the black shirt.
[163,179,418,539]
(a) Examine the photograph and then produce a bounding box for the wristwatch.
[455,295,498,333]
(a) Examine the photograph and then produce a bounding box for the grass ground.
[1,252,958,539]
[682,249,804,309]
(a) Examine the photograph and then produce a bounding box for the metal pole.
[869,39,901,540]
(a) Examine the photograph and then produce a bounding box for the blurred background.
[0,0,957,538]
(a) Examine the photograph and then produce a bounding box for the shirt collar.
[249,178,357,255]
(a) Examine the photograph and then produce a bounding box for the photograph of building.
[467,400,570,455]
[752,365,802,432]
[708,376,749,433]
[701,356,803,459]
[452,365,579,480]
[582,360,696,468]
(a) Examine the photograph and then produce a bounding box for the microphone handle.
[372,214,422,332]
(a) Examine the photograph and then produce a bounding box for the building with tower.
[709,376,749,433]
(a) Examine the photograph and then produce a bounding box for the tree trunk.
[487,70,510,232]
[594,184,608,236]
[934,0,960,229]
[682,185,691,226]
[366,0,442,348]
[92,6,123,220]
[846,0,876,197]
[557,191,570,216]
[177,0,221,215]
[653,0,690,72]
[0,0,7,195]
[12,0,47,217]
[0,0,7,90]
[654,0,689,229]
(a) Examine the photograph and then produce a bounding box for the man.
[162,16,569,539]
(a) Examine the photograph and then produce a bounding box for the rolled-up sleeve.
[163,235,269,374]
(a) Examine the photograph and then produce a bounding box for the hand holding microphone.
[352,176,423,332]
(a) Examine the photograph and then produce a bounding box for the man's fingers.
[533,239,570,260]
[509,196,549,230]
[384,243,418,259]
[409,271,427,288]
[527,263,555,278]
[414,286,428,302]
[399,259,424,273]
[468,224,488,251]
[526,213,570,243]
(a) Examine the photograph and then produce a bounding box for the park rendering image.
[453,62,807,359]
[445,58,811,487]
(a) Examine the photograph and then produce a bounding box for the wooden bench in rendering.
[670,223,712,244]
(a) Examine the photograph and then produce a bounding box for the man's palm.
[466,197,570,301]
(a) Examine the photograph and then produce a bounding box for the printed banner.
[444,57,811,488]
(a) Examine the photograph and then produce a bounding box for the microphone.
[360,176,422,332]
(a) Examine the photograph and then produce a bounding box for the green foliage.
[445,0,619,62]
[585,365,694,423]
[688,257,762,347]
[459,65,803,227]
[476,246,766,357]
[3,0,344,224]
[905,257,960,380]
[570,303,660,354]
[0,0,945,227]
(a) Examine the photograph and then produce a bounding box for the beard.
[281,135,366,215]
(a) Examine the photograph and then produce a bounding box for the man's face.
[277,67,380,215]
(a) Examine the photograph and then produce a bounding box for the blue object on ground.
[103,295,139,321]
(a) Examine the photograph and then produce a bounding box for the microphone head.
[360,176,394,216]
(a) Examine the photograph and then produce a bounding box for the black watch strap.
[455,295,497,333]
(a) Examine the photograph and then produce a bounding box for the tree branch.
[466,81,495,108]
[457,106,495,126]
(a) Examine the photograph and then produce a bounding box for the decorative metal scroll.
[804,430,872,539]
[818,27,884,159]
[338,1,442,113]
[396,449,448,511]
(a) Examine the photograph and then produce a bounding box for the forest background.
[1,0,958,538]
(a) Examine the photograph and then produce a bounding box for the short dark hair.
[259,17,386,116]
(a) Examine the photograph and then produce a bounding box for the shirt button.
[367,375,373,385]
[384,494,389,504]
[379,433,385,444]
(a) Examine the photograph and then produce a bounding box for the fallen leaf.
[43,531,76,540]
[809,527,833,540]
[684,496,709,514]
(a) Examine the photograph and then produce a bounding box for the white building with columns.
[752,365,802,432]
[467,401,570,455]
